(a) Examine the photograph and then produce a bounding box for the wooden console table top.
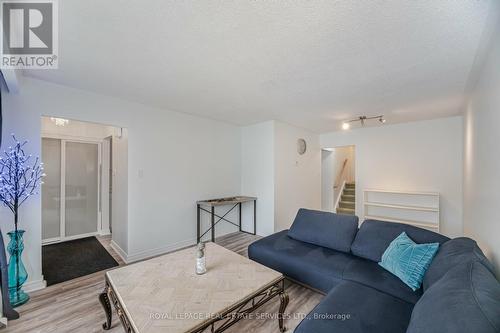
[104,242,283,333]
[197,196,257,207]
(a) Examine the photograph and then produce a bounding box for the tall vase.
[7,230,29,307]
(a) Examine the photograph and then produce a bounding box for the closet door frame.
[42,134,102,245]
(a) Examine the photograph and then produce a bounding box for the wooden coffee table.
[99,242,289,332]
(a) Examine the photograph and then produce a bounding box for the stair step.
[338,182,355,214]
[339,201,355,209]
[341,194,355,201]
[337,207,355,215]
[343,189,355,196]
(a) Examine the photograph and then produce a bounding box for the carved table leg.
[278,291,289,332]
[99,284,112,330]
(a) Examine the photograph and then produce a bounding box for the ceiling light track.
[342,115,386,130]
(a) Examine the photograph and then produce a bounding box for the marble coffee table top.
[106,242,282,333]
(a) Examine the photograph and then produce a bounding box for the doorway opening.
[40,116,126,285]
[321,146,356,215]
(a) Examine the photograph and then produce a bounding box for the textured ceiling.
[25,1,494,132]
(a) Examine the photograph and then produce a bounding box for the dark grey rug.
[42,236,118,286]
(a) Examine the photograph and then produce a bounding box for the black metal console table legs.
[197,199,256,243]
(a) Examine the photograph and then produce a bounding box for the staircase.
[337,182,355,215]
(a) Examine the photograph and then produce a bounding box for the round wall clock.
[297,138,307,155]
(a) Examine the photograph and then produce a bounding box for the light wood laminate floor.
[5,233,323,333]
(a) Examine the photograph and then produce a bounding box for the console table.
[197,196,257,243]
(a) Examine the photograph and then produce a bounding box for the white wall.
[240,121,321,234]
[1,77,242,286]
[346,146,355,183]
[274,122,321,231]
[321,117,464,237]
[111,129,128,254]
[240,122,275,236]
[464,15,500,276]
[321,150,335,211]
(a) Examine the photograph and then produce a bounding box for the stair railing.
[333,159,349,213]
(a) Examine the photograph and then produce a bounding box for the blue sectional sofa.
[248,209,500,333]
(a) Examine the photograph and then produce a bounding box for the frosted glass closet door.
[65,142,99,237]
[41,138,61,240]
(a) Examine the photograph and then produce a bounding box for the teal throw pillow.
[379,232,439,291]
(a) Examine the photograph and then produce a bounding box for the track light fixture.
[342,115,386,130]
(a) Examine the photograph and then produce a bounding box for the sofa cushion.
[350,220,449,262]
[407,261,500,333]
[295,281,414,333]
[248,230,354,293]
[379,232,439,291]
[423,237,495,290]
[288,209,359,253]
[343,257,422,304]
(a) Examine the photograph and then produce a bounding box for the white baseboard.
[24,278,47,293]
[123,238,197,264]
[109,240,128,263]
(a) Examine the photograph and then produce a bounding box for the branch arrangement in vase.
[0,134,44,307]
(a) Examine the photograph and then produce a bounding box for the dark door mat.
[42,236,119,286]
